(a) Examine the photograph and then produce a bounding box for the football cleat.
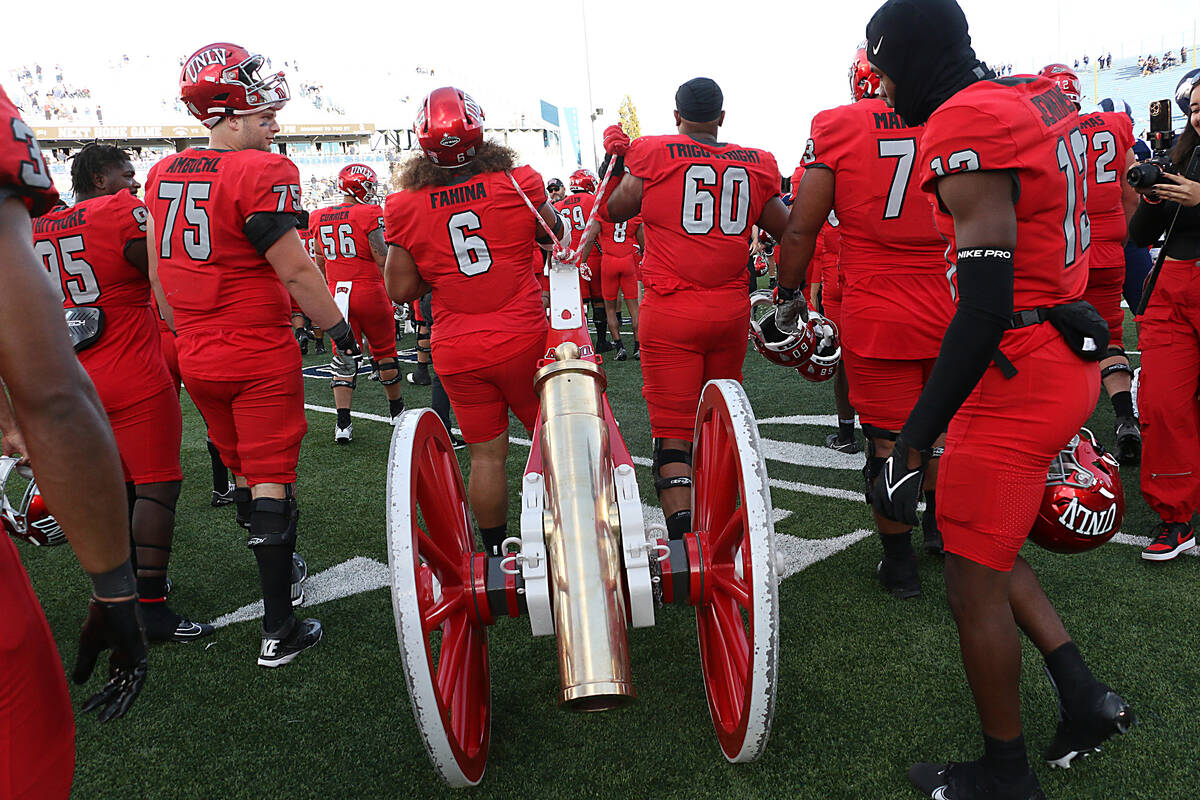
[1029,429,1124,554]
[615,345,628,361]
[334,423,353,444]
[211,481,236,507]
[141,603,216,643]
[257,616,323,668]
[824,431,862,454]
[1043,675,1136,769]
[1114,415,1141,466]
[291,552,307,607]
[877,555,920,599]
[909,761,1045,799]
[1140,521,1195,561]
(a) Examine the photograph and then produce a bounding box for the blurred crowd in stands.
[1137,48,1188,75]
[7,63,102,123]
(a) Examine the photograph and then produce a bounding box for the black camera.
[1126,99,1179,188]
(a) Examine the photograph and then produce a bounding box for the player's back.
[146,147,301,335]
[384,164,547,344]
[310,202,383,283]
[0,85,59,217]
[554,191,596,251]
[597,214,640,260]
[804,98,943,275]
[625,133,780,301]
[1078,110,1134,254]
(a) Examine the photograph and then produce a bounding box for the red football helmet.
[850,42,882,102]
[1038,63,1081,104]
[1030,429,1124,554]
[414,87,485,168]
[753,253,770,277]
[569,169,598,193]
[180,42,290,129]
[748,293,841,382]
[338,163,378,203]
[0,457,66,547]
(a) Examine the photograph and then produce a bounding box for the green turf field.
[22,302,1200,799]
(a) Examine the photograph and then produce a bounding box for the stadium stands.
[1080,52,1199,134]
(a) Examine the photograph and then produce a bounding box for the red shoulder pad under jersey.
[920,77,1090,334]
[623,133,780,298]
[310,201,383,282]
[802,106,856,172]
[554,191,597,251]
[231,151,302,218]
[1079,110,1135,250]
[0,85,60,216]
[382,164,548,365]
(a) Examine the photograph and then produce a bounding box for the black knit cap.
[675,77,723,123]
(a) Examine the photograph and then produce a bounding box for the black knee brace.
[331,373,357,390]
[233,486,253,530]
[652,439,693,496]
[377,357,403,386]
[247,496,298,549]
[861,430,897,503]
[1100,349,1133,381]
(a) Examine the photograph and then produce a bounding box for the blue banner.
[540,100,560,128]
[563,107,582,166]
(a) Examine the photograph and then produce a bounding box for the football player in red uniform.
[0,85,148,797]
[1040,65,1142,464]
[147,43,362,667]
[865,2,1133,796]
[310,163,404,442]
[555,168,612,352]
[34,143,211,642]
[384,87,559,556]
[601,77,788,540]
[580,158,643,360]
[779,42,957,596]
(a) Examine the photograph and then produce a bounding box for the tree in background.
[618,94,641,139]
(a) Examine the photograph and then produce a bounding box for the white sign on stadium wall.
[31,123,376,141]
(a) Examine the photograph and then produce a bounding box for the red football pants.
[0,536,74,800]
[1137,258,1200,522]
[329,278,399,361]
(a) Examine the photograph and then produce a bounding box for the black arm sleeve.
[243,212,299,256]
[1128,198,1171,248]
[899,249,1015,450]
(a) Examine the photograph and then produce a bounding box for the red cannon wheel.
[691,380,780,763]
[387,409,490,787]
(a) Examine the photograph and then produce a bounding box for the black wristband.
[89,558,136,599]
[775,284,799,302]
[326,319,355,349]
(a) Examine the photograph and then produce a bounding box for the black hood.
[866,0,993,126]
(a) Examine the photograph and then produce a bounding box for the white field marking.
[759,437,863,471]
[757,414,842,427]
[209,555,390,629]
[774,529,873,580]
[1112,532,1200,556]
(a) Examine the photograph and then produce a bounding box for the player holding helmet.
[601,77,789,540]
[1040,64,1141,465]
[865,2,1133,796]
[0,85,148,797]
[310,163,405,442]
[148,42,362,667]
[384,86,561,556]
[777,42,956,597]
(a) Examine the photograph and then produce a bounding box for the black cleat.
[1043,676,1135,769]
[922,507,944,555]
[633,348,640,360]
[257,616,323,668]
[615,345,628,361]
[877,555,920,599]
[291,552,308,607]
[211,481,236,507]
[450,434,467,450]
[825,431,862,454]
[142,603,216,643]
[909,761,1045,799]
[1114,415,1141,466]
[313,341,326,354]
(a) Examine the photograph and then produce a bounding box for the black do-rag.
[865,0,992,126]
[676,77,723,123]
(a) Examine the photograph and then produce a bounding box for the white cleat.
[334,423,353,444]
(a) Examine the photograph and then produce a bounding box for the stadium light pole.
[581,0,599,171]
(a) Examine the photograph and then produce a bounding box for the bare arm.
[777,167,834,290]
[384,244,431,303]
[368,226,387,270]
[755,196,790,243]
[146,215,173,331]
[576,220,600,264]
[536,202,565,247]
[606,174,644,222]
[0,381,28,462]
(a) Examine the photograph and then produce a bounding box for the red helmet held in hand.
[338,163,378,203]
[850,42,882,102]
[1,457,66,547]
[748,293,841,382]
[414,87,485,168]
[1030,429,1124,554]
[180,42,290,128]
[1038,63,1081,104]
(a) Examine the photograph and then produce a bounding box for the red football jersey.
[554,191,597,253]
[298,225,317,261]
[1079,110,1135,268]
[309,202,384,282]
[597,214,641,259]
[0,85,59,217]
[32,190,170,406]
[145,147,302,379]
[624,133,780,316]
[384,164,549,374]
[919,77,1091,360]
[804,98,944,277]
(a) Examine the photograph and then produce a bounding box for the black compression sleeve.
[243,212,299,256]
[900,248,1015,450]
[1128,197,1171,248]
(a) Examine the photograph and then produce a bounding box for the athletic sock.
[1044,641,1098,708]
[1111,390,1134,419]
[233,487,253,529]
[206,439,228,492]
[479,524,507,556]
[924,490,936,517]
[137,576,168,602]
[666,509,692,540]
[250,502,296,632]
[982,733,1030,781]
[389,396,405,418]
[613,335,623,347]
[881,529,914,560]
[336,408,352,428]
[838,419,856,441]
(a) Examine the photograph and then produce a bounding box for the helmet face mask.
[569,169,598,193]
[1037,63,1081,104]
[338,164,378,203]
[748,293,841,382]
[1030,429,1124,554]
[0,457,66,547]
[850,42,882,102]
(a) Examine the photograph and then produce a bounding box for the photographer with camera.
[1128,69,1200,561]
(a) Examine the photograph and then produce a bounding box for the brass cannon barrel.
[533,343,634,711]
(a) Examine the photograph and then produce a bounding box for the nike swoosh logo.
[884,463,921,500]
[932,788,949,800]
[872,36,884,54]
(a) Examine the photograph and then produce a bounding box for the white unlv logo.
[1056,497,1117,538]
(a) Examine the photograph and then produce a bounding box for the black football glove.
[870,437,928,527]
[72,597,148,722]
[326,319,361,378]
[772,284,810,336]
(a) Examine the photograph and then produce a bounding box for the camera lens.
[1127,162,1164,189]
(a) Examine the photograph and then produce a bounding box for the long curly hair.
[396,140,518,191]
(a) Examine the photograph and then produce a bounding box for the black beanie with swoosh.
[865,0,993,126]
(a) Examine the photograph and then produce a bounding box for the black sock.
[1044,641,1098,706]
[431,373,453,432]
[250,502,296,632]
[592,306,606,340]
[207,439,228,492]
[881,530,914,560]
[480,524,507,556]
[415,362,429,376]
[838,419,856,441]
[666,509,692,540]
[982,733,1030,780]
[1111,390,1134,419]
[924,491,936,518]
[336,408,352,428]
[389,396,405,418]
[613,335,623,347]
[233,487,253,529]
[137,575,168,602]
